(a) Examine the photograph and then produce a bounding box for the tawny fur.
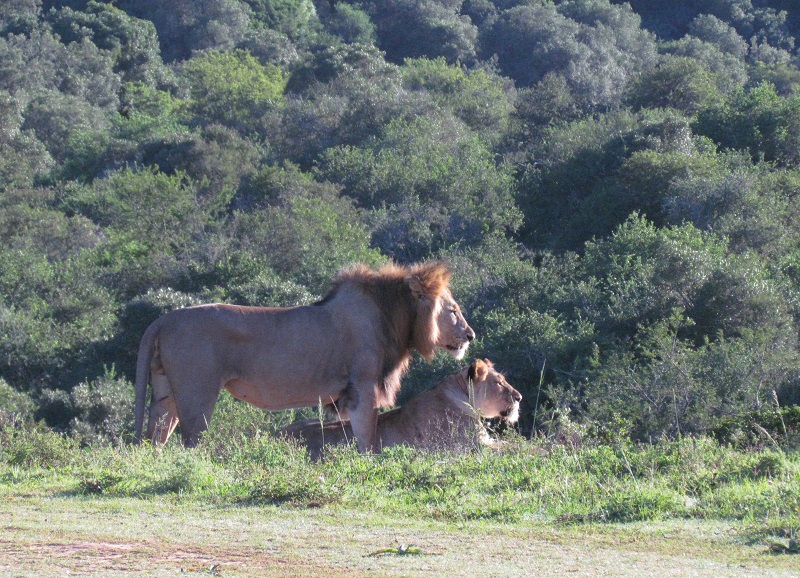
[280,359,522,461]
[133,261,475,452]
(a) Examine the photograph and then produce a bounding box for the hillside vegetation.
[2,0,800,452]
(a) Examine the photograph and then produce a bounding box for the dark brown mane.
[321,261,452,408]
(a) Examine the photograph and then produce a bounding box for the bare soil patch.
[1,496,797,577]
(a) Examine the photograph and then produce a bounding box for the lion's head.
[466,359,521,423]
[405,262,475,360]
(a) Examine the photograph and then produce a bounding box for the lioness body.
[133,262,474,452]
[281,359,521,460]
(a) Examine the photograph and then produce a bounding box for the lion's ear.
[405,276,424,300]
[469,359,489,383]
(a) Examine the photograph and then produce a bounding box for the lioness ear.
[468,359,488,383]
[406,275,424,300]
[473,359,489,382]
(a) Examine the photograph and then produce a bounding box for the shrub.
[0,378,35,426]
[181,49,287,129]
[68,368,134,446]
[0,422,79,469]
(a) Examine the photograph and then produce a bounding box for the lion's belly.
[224,376,344,410]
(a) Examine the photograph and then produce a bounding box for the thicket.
[2,0,800,449]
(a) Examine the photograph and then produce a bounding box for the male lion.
[280,359,522,460]
[133,261,475,452]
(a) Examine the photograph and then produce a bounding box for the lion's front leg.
[347,385,379,454]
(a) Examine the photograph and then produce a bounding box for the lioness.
[133,261,475,452]
[280,359,521,460]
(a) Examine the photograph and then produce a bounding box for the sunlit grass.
[2,422,798,533]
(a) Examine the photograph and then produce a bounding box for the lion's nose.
[466,326,476,342]
[511,389,522,402]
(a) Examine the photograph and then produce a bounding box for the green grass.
[2,424,799,576]
[2,424,798,531]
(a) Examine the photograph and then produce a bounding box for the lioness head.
[406,263,474,360]
[468,359,521,423]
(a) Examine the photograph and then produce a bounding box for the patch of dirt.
[0,537,346,577]
[2,499,798,578]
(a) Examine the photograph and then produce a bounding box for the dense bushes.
[2,0,800,447]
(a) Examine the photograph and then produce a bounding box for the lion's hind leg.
[146,372,179,445]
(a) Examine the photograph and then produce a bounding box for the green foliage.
[626,55,723,114]
[278,43,409,166]
[47,1,170,86]
[181,49,287,129]
[3,0,800,450]
[711,404,800,448]
[0,422,79,469]
[117,0,251,62]
[0,378,35,425]
[243,0,319,40]
[0,91,54,189]
[231,165,383,293]
[481,1,657,112]
[519,108,702,250]
[402,57,512,139]
[324,3,376,45]
[144,124,263,200]
[360,0,478,65]
[694,83,800,167]
[0,247,117,389]
[60,166,214,297]
[65,368,135,446]
[318,115,521,259]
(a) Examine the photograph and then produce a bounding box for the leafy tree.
[518,109,698,250]
[481,4,583,89]
[0,247,117,390]
[54,82,190,182]
[402,57,512,140]
[622,0,795,51]
[547,216,798,439]
[117,0,251,62]
[694,83,800,167]
[0,377,35,425]
[21,90,111,168]
[60,166,214,297]
[360,0,478,65]
[46,2,171,87]
[317,114,521,260]
[0,25,120,109]
[481,1,657,112]
[0,91,53,189]
[229,165,383,293]
[663,36,748,96]
[509,74,581,142]
[242,0,319,41]
[181,49,287,129]
[276,44,412,166]
[324,3,376,45]
[687,13,748,59]
[625,55,723,114]
[145,123,263,205]
[663,156,800,260]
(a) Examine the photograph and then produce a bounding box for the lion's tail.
[133,317,161,444]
